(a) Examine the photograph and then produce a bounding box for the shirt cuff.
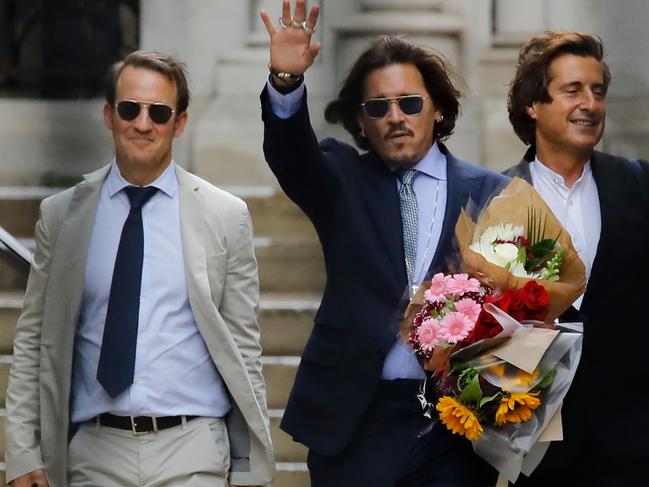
[266,79,305,119]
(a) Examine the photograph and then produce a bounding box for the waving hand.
[260,0,321,76]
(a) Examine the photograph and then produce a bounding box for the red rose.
[487,290,525,321]
[462,309,503,345]
[518,281,550,321]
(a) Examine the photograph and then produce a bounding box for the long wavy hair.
[324,35,462,151]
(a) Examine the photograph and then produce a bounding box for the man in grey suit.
[5,51,274,487]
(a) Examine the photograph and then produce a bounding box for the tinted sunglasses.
[115,100,176,124]
[360,95,430,119]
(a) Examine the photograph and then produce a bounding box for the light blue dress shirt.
[71,161,231,422]
[267,81,448,379]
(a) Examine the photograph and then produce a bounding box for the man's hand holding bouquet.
[400,178,586,483]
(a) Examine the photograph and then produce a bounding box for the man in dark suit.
[504,31,649,486]
[259,2,507,486]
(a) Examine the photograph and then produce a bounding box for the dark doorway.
[0,0,139,98]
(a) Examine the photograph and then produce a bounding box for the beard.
[385,151,421,169]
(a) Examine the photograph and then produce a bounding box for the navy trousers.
[307,379,494,487]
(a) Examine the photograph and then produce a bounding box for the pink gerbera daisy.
[424,273,451,303]
[439,312,474,344]
[416,318,441,352]
[454,298,481,324]
[447,273,481,296]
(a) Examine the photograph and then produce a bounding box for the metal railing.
[0,224,31,267]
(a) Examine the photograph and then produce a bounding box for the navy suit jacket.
[262,87,508,455]
[505,147,649,461]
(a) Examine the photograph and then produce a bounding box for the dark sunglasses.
[360,95,430,119]
[115,100,176,124]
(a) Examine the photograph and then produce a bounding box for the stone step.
[0,257,27,295]
[260,295,317,356]
[0,358,11,408]
[0,185,316,240]
[256,238,325,295]
[0,186,57,238]
[272,463,310,487]
[0,410,4,462]
[263,356,299,411]
[0,293,21,355]
[270,409,308,463]
[0,293,317,356]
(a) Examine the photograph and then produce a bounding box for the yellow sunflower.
[512,369,540,389]
[495,392,541,426]
[487,363,506,377]
[436,396,484,441]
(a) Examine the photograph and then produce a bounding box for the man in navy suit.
[260,1,506,485]
[504,32,649,486]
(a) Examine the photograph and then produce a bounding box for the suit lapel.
[47,165,109,334]
[582,152,617,305]
[427,150,479,274]
[175,166,210,307]
[354,152,408,293]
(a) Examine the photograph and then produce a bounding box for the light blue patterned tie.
[399,169,419,287]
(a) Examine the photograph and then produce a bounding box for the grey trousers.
[67,417,230,487]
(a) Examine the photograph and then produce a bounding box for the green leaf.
[458,374,483,404]
[479,391,503,408]
[531,239,557,257]
[535,369,556,390]
[517,245,527,264]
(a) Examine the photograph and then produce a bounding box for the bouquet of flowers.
[401,178,586,483]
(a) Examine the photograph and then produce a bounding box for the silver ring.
[301,21,316,34]
[278,17,289,29]
[291,16,303,28]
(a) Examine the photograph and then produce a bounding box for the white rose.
[489,242,519,267]
[508,260,530,278]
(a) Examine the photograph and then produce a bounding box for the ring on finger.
[301,21,316,34]
[291,16,303,28]
[279,17,290,29]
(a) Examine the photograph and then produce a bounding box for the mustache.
[384,124,414,140]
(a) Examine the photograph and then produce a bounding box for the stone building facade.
[0,0,648,186]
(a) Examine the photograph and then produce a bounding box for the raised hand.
[260,0,321,76]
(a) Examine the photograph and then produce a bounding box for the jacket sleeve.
[260,85,343,225]
[5,203,51,482]
[220,204,274,485]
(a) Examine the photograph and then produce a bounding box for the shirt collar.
[531,156,592,188]
[106,160,178,198]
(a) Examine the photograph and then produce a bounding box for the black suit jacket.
[505,147,649,461]
[262,87,508,456]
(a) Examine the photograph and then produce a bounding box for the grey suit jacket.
[5,164,274,486]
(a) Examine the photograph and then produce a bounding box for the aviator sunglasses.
[360,95,430,119]
[115,100,176,124]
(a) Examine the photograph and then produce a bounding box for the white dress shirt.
[267,81,447,379]
[529,157,601,309]
[71,161,231,422]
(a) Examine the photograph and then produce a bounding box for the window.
[0,0,139,98]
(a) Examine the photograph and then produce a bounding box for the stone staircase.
[0,184,322,487]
